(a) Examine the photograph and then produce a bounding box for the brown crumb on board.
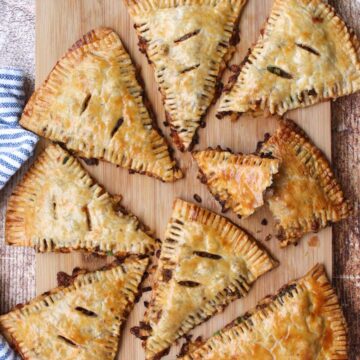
[265,234,272,242]
[308,236,319,247]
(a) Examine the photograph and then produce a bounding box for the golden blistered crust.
[20,27,182,182]
[193,148,280,218]
[6,144,157,256]
[132,199,277,359]
[218,0,360,117]
[259,119,351,246]
[182,264,348,360]
[0,257,149,360]
[126,0,248,151]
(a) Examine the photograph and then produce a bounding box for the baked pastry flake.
[259,119,351,246]
[0,257,149,360]
[6,144,156,256]
[132,199,277,359]
[218,0,360,117]
[126,0,248,151]
[193,148,280,218]
[182,264,348,360]
[20,27,182,182]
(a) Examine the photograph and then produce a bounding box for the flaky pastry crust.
[132,199,277,359]
[126,0,248,151]
[218,0,360,117]
[0,257,149,360]
[182,264,348,360]
[193,148,280,218]
[6,144,156,256]
[259,119,351,246]
[20,27,182,182]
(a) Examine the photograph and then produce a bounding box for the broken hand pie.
[0,257,148,360]
[126,0,248,151]
[193,148,280,218]
[182,264,348,360]
[20,27,182,182]
[259,119,351,246]
[132,199,277,359]
[218,0,360,117]
[6,144,156,256]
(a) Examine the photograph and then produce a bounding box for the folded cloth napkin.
[0,68,38,190]
[0,334,19,360]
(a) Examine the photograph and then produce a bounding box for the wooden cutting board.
[36,0,332,358]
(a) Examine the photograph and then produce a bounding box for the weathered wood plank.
[328,2,360,358]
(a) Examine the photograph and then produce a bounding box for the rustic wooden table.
[328,3,360,359]
[0,0,358,358]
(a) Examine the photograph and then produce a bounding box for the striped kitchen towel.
[0,68,38,190]
[0,334,19,360]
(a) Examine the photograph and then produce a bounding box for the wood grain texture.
[34,1,334,358]
[328,2,360,359]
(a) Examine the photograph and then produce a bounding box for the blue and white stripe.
[0,68,38,190]
[0,335,20,360]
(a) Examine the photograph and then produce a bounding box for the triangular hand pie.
[6,144,156,256]
[193,148,280,218]
[20,27,182,182]
[218,0,360,117]
[132,199,277,359]
[182,264,347,360]
[126,0,248,151]
[259,119,351,246]
[0,257,149,360]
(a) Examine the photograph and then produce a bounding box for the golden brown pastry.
[126,0,248,151]
[6,144,156,256]
[0,257,148,360]
[218,0,360,118]
[20,27,182,182]
[182,264,348,360]
[131,199,277,359]
[259,119,351,246]
[193,148,280,218]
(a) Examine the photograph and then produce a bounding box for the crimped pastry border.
[0,257,149,360]
[260,119,352,246]
[182,264,348,359]
[192,147,280,218]
[126,0,247,151]
[5,144,156,256]
[167,199,277,278]
[217,0,360,117]
[20,27,182,182]
[135,199,277,359]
